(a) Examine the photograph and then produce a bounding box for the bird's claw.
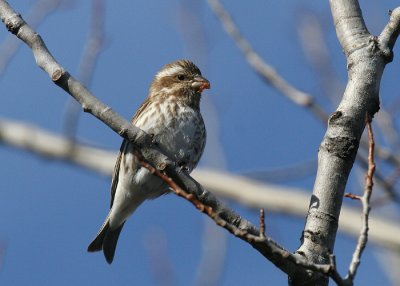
[176,160,190,173]
[150,133,159,146]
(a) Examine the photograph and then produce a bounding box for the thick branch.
[329,0,369,58]
[293,2,400,285]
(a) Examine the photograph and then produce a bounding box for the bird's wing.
[110,140,126,208]
[132,97,152,125]
[109,98,152,208]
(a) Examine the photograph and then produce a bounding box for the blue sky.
[0,0,399,285]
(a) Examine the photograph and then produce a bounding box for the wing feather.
[109,98,152,208]
[109,140,126,208]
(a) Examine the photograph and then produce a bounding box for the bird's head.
[149,60,210,109]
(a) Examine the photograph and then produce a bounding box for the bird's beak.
[192,76,210,93]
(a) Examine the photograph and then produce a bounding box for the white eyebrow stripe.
[156,65,184,79]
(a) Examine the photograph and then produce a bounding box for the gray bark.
[292,1,400,285]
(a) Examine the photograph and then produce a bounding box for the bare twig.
[259,209,265,238]
[327,255,347,286]
[356,152,399,202]
[345,116,376,283]
[344,193,361,201]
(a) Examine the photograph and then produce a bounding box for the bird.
[87,60,210,264]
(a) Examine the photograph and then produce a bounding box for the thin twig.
[356,152,399,202]
[345,115,376,283]
[344,193,361,200]
[327,255,347,286]
[259,209,265,238]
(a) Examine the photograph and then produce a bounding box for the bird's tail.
[87,213,125,264]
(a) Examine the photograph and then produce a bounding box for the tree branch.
[329,0,370,58]
[293,1,400,285]
[379,8,400,56]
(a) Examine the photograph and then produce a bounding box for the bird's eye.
[177,74,185,81]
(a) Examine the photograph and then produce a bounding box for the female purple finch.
[87,60,210,263]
